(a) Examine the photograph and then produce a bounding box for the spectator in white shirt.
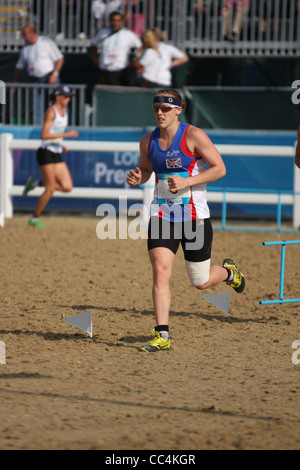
[134,29,164,88]
[152,28,189,88]
[90,11,141,86]
[13,24,64,124]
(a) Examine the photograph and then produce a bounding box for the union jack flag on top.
[166,158,182,169]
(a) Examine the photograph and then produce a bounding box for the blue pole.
[262,241,300,246]
[279,243,286,301]
[260,298,300,305]
[260,240,300,305]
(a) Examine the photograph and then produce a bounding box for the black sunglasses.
[152,104,179,112]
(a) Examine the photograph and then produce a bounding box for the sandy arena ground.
[0,215,300,450]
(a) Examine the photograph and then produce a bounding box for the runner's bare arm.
[126,134,153,186]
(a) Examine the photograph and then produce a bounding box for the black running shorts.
[36,148,64,166]
[147,217,213,262]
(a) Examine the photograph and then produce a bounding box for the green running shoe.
[23,176,36,197]
[223,258,245,293]
[139,329,171,352]
[28,218,46,228]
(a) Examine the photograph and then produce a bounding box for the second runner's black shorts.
[36,148,64,166]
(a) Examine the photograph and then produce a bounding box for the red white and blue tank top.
[148,122,210,222]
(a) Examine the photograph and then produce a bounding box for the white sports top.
[40,106,68,154]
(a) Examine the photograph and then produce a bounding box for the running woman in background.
[23,85,79,228]
[126,89,245,352]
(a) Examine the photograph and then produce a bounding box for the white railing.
[2,83,89,127]
[0,133,154,227]
[0,133,299,229]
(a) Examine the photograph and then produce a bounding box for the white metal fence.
[1,132,299,229]
[1,83,88,127]
[0,0,299,57]
[1,84,297,128]
[0,133,152,227]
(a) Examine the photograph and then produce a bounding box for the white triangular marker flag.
[202,293,231,317]
[62,311,92,337]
